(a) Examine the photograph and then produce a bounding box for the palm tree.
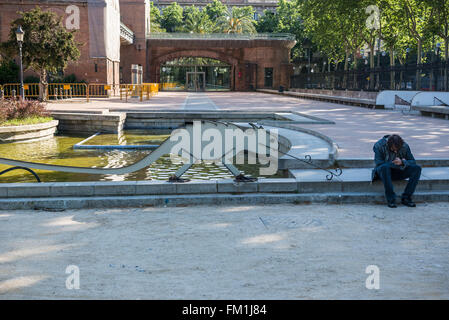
[216,8,256,34]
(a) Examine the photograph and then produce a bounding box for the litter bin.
[279,85,284,93]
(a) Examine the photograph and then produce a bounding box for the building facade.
[0,0,293,90]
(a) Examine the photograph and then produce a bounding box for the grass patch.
[0,116,54,127]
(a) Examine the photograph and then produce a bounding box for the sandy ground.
[0,203,448,300]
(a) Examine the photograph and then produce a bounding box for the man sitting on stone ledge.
[372,134,422,208]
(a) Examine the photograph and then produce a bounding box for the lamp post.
[15,25,25,100]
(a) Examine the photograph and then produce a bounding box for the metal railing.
[1,83,40,98]
[148,32,296,41]
[46,83,88,100]
[291,62,449,92]
[88,84,116,101]
[0,83,159,102]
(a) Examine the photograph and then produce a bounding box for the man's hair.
[387,134,404,150]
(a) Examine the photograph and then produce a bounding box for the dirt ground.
[0,203,448,299]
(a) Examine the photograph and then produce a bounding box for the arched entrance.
[160,57,231,91]
[146,36,296,91]
[150,49,241,91]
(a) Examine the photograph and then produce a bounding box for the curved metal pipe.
[0,166,41,183]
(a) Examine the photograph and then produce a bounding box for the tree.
[0,7,80,100]
[0,59,19,85]
[179,5,214,34]
[216,7,256,34]
[149,1,165,32]
[161,2,184,32]
[256,10,278,33]
[205,0,227,22]
[394,0,434,88]
[426,0,449,89]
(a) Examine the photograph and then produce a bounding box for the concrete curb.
[0,120,59,143]
[1,191,448,210]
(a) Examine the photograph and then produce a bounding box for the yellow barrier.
[119,84,140,102]
[47,83,88,101]
[2,83,40,98]
[88,84,116,102]
[161,82,178,90]
[119,84,160,102]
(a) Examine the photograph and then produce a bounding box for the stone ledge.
[0,120,59,143]
[1,191,448,210]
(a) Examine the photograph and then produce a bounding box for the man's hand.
[392,158,403,166]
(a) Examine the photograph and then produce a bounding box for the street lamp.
[15,25,25,100]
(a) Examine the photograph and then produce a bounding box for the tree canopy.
[0,7,80,84]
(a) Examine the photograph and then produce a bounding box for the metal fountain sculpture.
[0,120,342,183]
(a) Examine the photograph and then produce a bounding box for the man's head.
[387,134,404,153]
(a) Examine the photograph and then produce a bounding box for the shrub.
[0,59,19,84]
[0,97,49,123]
[0,106,7,123]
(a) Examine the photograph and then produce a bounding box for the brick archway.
[151,49,240,90]
[146,37,296,91]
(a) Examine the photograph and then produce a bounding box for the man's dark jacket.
[372,135,417,181]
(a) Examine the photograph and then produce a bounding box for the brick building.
[0,0,294,90]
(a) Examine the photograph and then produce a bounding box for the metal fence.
[148,32,296,41]
[0,83,160,102]
[291,62,449,92]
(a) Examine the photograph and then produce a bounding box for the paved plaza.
[47,91,449,159]
[1,203,448,299]
[1,91,448,299]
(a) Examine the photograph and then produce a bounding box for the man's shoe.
[387,201,397,208]
[401,198,416,207]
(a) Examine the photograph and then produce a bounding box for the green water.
[0,131,284,183]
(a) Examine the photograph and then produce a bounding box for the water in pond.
[0,131,285,183]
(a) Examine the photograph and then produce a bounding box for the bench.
[412,105,449,120]
[258,89,379,109]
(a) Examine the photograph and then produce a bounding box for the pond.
[0,130,285,183]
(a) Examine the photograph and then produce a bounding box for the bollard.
[0,89,3,99]
[12,89,16,98]
[55,87,58,100]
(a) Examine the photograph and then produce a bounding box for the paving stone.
[217,179,258,193]
[258,178,297,193]
[135,181,177,195]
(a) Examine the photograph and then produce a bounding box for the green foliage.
[179,6,214,34]
[205,0,227,22]
[0,97,50,125]
[0,7,80,85]
[0,59,19,84]
[161,2,184,32]
[216,7,256,34]
[149,1,166,32]
[256,0,305,63]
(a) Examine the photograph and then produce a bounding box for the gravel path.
[1,203,448,299]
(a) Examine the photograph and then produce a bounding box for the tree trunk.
[39,70,48,101]
[353,50,358,90]
[416,39,422,90]
[369,44,375,90]
[445,38,448,91]
[343,50,349,88]
[390,47,395,90]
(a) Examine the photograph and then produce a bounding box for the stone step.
[336,158,449,168]
[290,167,449,193]
[1,191,448,210]
[1,167,448,200]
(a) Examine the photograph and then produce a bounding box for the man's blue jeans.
[376,163,422,203]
